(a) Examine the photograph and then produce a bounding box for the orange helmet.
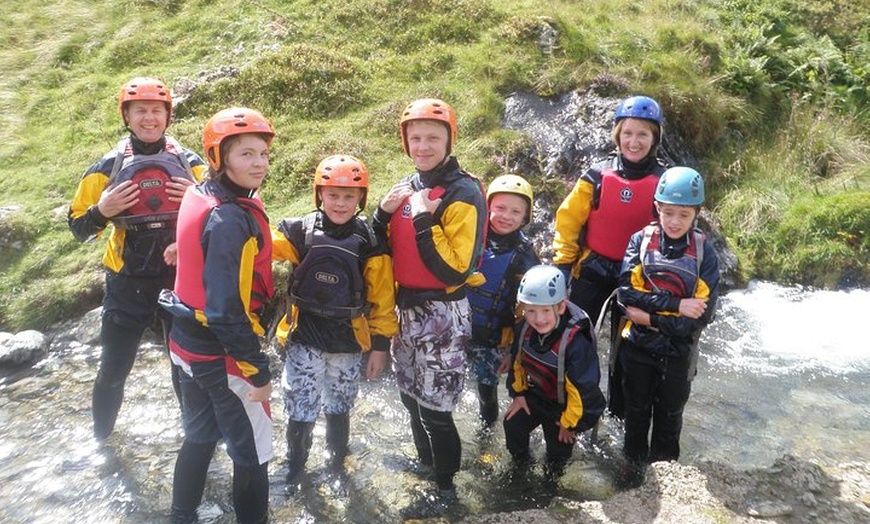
[314,154,369,210]
[399,98,457,156]
[119,77,172,127]
[202,107,276,171]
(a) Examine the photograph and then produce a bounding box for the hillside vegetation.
[1,0,868,331]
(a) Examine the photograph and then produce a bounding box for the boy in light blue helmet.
[503,265,605,476]
[615,166,721,487]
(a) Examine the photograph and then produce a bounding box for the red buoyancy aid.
[584,168,659,261]
[174,184,274,319]
[640,224,703,298]
[390,186,449,289]
[108,137,196,231]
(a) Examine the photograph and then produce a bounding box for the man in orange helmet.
[68,77,206,441]
[373,98,487,501]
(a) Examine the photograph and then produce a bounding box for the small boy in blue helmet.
[504,265,605,474]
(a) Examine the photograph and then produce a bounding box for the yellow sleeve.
[270,226,301,264]
[552,179,594,266]
[363,253,399,339]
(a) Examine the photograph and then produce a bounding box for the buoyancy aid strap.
[556,326,568,406]
[302,212,317,250]
[107,136,195,186]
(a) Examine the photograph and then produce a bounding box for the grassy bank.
[1,0,868,331]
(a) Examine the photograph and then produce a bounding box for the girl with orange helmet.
[160,107,275,524]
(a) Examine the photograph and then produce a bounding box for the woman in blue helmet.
[551,95,668,417]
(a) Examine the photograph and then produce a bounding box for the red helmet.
[201,107,275,171]
[118,77,172,127]
[399,98,457,156]
[314,154,369,210]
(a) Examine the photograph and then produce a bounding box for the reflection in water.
[0,282,867,522]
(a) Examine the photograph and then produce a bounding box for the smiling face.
[522,301,567,336]
[222,134,270,190]
[123,100,168,144]
[319,186,363,225]
[405,119,449,172]
[489,193,528,235]
[655,202,698,239]
[617,117,657,164]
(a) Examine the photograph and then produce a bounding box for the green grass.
[1,0,869,330]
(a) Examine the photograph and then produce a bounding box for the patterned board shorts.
[391,299,470,411]
[281,342,362,422]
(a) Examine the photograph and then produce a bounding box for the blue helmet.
[614,96,663,125]
[655,167,705,206]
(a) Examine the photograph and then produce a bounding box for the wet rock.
[746,500,794,518]
[0,330,48,367]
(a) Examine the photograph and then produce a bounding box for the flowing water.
[1,281,868,523]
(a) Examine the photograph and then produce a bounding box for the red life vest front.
[174,184,274,319]
[108,137,196,231]
[584,168,659,261]
[390,185,449,289]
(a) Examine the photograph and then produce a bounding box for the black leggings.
[92,314,181,438]
[400,392,461,490]
[172,440,269,524]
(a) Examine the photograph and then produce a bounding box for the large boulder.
[0,330,48,369]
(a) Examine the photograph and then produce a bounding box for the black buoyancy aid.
[174,183,274,330]
[390,170,487,289]
[584,167,659,261]
[289,212,374,318]
[108,137,195,231]
[467,239,526,346]
[639,224,704,298]
[516,305,595,406]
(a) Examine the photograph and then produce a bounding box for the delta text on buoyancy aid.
[173,181,274,332]
[639,224,704,298]
[107,136,196,231]
[583,166,659,261]
[288,212,374,319]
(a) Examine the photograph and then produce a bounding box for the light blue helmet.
[517,265,567,306]
[655,167,705,206]
[614,95,663,126]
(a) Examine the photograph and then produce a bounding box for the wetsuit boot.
[325,413,350,472]
[477,383,499,428]
[286,420,315,485]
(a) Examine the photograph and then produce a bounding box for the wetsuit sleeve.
[552,177,594,266]
[413,188,486,286]
[68,158,112,242]
[371,206,393,249]
[271,218,303,264]
[561,331,605,432]
[181,149,208,182]
[506,323,527,397]
[650,238,720,338]
[363,251,399,350]
[201,205,271,386]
